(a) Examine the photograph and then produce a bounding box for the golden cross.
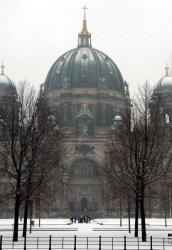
[82,5,88,20]
[1,61,5,70]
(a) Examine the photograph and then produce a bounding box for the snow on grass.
[0,218,172,249]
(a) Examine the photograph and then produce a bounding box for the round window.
[82,54,87,60]
[82,69,88,75]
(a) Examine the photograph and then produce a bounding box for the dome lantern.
[78,5,91,47]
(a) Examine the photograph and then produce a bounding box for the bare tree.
[106,82,172,241]
[0,81,62,241]
[0,168,14,218]
[107,172,135,232]
[154,168,172,226]
[31,159,63,227]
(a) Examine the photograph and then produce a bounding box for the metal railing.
[0,235,172,250]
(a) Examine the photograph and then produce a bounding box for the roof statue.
[76,103,93,119]
[62,77,70,89]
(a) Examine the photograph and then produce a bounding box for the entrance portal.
[81,198,87,211]
[67,159,103,215]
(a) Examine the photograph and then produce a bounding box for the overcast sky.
[0,0,172,95]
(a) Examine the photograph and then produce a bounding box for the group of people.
[69,215,91,223]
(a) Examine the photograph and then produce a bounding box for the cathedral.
[0,6,172,218]
[40,6,130,218]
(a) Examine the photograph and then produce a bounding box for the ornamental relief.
[75,144,95,156]
[78,185,91,195]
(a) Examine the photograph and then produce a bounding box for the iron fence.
[0,235,172,250]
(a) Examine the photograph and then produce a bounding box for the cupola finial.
[78,6,92,47]
[82,5,88,20]
[165,62,169,76]
[1,62,5,75]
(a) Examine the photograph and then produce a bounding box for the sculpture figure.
[81,123,88,137]
[63,77,70,89]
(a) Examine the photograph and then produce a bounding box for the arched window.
[69,159,100,177]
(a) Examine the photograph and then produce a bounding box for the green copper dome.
[43,19,125,95]
[44,47,125,94]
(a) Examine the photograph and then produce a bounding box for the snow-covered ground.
[0,218,172,249]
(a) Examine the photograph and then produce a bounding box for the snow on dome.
[154,67,172,93]
[0,64,15,91]
[114,115,122,124]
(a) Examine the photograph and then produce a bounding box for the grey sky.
[0,0,172,95]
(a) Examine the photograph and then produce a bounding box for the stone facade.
[43,83,129,219]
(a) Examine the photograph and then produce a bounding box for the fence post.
[99,236,101,250]
[62,237,64,249]
[0,235,2,250]
[124,236,126,250]
[87,237,88,249]
[74,235,76,250]
[23,235,27,250]
[150,236,153,250]
[37,237,39,249]
[138,237,139,250]
[49,235,51,250]
[163,238,165,250]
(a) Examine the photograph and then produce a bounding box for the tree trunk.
[148,185,152,218]
[134,194,139,237]
[13,192,20,241]
[128,210,131,233]
[164,195,167,227]
[164,181,167,227]
[30,200,33,234]
[128,197,131,233]
[22,198,29,237]
[38,200,41,227]
[140,192,146,242]
[119,196,122,226]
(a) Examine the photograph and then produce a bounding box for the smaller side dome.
[0,63,14,91]
[154,65,172,93]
